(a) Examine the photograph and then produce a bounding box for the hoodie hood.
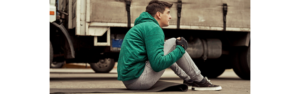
[134,12,159,26]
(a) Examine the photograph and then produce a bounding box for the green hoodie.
[117,12,186,81]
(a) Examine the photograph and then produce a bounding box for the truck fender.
[51,22,75,58]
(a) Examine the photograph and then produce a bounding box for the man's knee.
[164,38,177,47]
[165,38,176,43]
[164,38,177,55]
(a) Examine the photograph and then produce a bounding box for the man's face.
[159,7,171,27]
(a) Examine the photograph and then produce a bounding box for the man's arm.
[145,26,186,72]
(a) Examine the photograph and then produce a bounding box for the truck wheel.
[201,66,226,78]
[232,47,250,80]
[194,59,226,78]
[90,58,115,73]
[240,47,250,77]
[50,61,64,68]
[50,42,64,68]
[50,42,53,64]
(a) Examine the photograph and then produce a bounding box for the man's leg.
[122,38,192,90]
[122,38,220,90]
[164,38,221,90]
[122,61,165,90]
[164,38,203,82]
[122,38,194,90]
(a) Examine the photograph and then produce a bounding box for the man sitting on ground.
[117,0,222,91]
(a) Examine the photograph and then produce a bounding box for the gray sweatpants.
[122,38,204,90]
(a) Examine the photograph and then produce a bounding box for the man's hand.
[176,37,188,50]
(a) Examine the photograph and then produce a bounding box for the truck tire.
[201,66,225,78]
[90,58,115,73]
[194,59,226,78]
[50,42,64,68]
[50,42,53,65]
[231,47,250,80]
[240,47,250,77]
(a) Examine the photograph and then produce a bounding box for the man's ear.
[155,12,161,19]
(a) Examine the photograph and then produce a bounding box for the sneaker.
[192,77,222,91]
[183,79,194,89]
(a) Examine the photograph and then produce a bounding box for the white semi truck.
[50,0,250,80]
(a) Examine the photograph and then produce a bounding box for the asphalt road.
[50,68,250,94]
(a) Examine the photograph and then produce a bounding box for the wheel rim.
[90,58,115,73]
[51,61,59,66]
[97,58,111,68]
[51,62,57,66]
[50,61,64,67]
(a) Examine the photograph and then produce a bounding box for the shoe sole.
[191,86,222,91]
